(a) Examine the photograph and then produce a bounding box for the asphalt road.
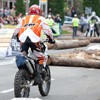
[0,61,100,100]
[0,43,100,100]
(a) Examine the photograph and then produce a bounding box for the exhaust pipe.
[25,60,34,74]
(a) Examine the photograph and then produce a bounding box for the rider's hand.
[48,38,55,44]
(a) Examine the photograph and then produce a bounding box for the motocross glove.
[48,38,55,44]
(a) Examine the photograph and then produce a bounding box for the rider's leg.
[20,42,29,56]
[34,50,46,83]
[30,42,46,83]
[95,24,99,37]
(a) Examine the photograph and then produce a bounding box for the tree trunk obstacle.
[45,36,100,68]
[53,40,90,49]
[49,50,100,68]
[56,36,100,43]
[46,39,90,50]
[46,37,100,50]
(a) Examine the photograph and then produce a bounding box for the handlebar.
[41,39,55,44]
[41,39,49,43]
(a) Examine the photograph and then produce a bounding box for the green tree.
[74,0,84,16]
[48,0,64,22]
[15,0,25,16]
[83,0,100,16]
[29,0,39,7]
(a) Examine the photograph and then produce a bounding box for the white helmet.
[92,11,96,16]
[48,15,51,18]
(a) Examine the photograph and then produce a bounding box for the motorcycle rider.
[13,4,55,83]
[87,11,100,37]
[87,11,100,22]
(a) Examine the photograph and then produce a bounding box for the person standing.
[71,7,76,17]
[46,15,56,34]
[72,14,80,38]
[80,13,87,32]
[55,14,62,33]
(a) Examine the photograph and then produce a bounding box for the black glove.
[46,35,55,44]
[48,38,55,44]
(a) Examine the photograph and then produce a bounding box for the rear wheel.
[38,65,51,96]
[14,69,30,97]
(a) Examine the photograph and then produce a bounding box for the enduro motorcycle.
[14,40,51,97]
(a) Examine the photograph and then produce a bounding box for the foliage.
[74,0,84,16]
[83,0,100,16]
[63,0,84,17]
[62,30,71,34]
[15,0,65,22]
[15,0,25,16]
[48,0,64,22]
[29,0,39,7]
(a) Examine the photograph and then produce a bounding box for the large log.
[45,37,100,50]
[56,35,90,40]
[45,43,54,49]
[50,56,100,68]
[89,37,100,43]
[53,40,90,49]
[74,49,100,56]
[57,36,100,43]
[56,36,72,40]
[49,50,100,68]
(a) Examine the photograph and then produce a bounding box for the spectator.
[0,15,4,28]
[48,8,52,15]
[2,10,7,18]
[41,11,45,17]
[46,15,56,34]
[7,15,14,25]
[17,13,23,23]
[5,7,10,16]
[55,14,62,33]
[0,9,3,17]
[3,16,8,24]
[72,14,80,38]
[80,13,87,32]
[71,7,76,17]
[64,7,71,16]
[10,6,16,18]
[0,16,4,24]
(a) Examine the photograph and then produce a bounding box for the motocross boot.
[35,64,43,84]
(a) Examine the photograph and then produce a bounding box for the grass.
[62,29,71,34]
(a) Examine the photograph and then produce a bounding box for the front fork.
[43,53,48,68]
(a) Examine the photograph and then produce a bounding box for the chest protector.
[18,15,42,38]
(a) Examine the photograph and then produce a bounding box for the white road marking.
[51,78,55,81]
[0,88,14,93]
[0,57,15,65]
[11,98,42,100]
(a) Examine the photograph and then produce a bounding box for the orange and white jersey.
[14,15,53,43]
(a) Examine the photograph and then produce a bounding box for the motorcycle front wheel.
[14,69,30,97]
[38,65,51,96]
